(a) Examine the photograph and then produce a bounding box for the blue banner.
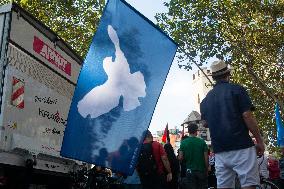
[61,0,177,175]
[275,103,284,147]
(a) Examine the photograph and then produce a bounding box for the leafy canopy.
[156,0,284,150]
[0,0,105,57]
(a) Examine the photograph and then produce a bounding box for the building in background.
[181,111,211,145]
[192,67,213,113]
[180,68,213,146]
[154,68,213,152]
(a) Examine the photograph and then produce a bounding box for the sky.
[125,0,197,133]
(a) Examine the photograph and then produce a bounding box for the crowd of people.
[121,129,283,189]
[87,60,284,189]
[124,60,284,189]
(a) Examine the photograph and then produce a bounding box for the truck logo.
[11,77,24,109]
[33,36,71,76]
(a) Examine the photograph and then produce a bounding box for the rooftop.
[181,111,201,126]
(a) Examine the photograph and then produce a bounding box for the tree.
[156,0,284,150]
[0,0,105,57]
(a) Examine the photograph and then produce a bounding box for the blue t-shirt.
[200,81,254,153]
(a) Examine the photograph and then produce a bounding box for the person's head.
[144,130,153,142]
[99,148,108,158]
[187,123,198,135]
[127,137,139,149]
[210,60,231,81]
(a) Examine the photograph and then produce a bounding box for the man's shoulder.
[180,138,190,147]
[201,86,219,103]
[215,83,248,99]
[182,137,191,142]
[152,141,163,150]
[183,137,205,143]
[182,137,207,151]
[195,137,207,144]
[152,141,160,145]
[200,91,212,107]
[227,82,246,91]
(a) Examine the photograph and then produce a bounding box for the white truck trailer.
[0,3,85,188]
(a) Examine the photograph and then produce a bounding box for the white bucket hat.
[210,60,231,77]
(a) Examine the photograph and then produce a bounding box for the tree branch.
[246,62,284,113]
[182,51,214,85]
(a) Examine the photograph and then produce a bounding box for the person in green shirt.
[179,123,209,189]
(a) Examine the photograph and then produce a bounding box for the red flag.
[162,123,169,143]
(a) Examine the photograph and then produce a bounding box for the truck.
[0,3,85,188]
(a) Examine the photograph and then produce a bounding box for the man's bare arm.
[243,110,265,155]
[161,155,172,182]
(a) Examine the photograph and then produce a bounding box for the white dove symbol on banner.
[77,25,146,118]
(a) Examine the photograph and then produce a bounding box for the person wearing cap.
[200,60,265,189]
[178,123,209,189]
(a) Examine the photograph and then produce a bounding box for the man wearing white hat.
[200,60,265,189]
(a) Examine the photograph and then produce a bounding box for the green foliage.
[156,0,284,152]
[0,0,105,58]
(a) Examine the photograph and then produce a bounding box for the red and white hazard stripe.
[11,77,24,109]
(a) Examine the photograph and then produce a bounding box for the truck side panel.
[9,11,81,84]
[0,8,83,174]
